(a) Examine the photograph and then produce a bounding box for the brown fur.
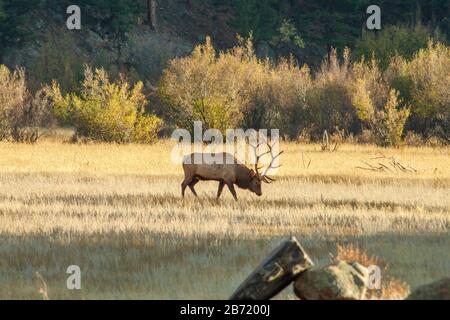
[181,153,262,200]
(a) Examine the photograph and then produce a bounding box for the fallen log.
[230,237,314,300]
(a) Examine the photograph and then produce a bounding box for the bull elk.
[181,140,283,200]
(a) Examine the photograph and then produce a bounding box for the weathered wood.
[230,237,314,300]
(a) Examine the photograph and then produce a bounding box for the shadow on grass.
[0,230,448,299]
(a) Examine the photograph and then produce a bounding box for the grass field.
[0,140,449,299]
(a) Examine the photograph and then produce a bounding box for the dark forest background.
[0,1,448,144]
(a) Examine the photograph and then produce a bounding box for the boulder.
[294,260,369,300]
[406,278,450,300]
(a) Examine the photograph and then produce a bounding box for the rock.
[294,260,369,300]
[406,278,450,300]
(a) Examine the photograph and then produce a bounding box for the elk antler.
[260,139,284,183]
[248,140,269,175]
[248,137,283,183]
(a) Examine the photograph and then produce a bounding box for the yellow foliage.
[0,65,28,139]
[160,36,311,137]
[387,41,450,121]
[351,78,375,122]
[160,36,260,134]
[49,66,162,143]
[374,89,411,147]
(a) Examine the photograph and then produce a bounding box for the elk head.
[247,139,284,196]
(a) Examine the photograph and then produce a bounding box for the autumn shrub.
[49,66,162,143]
[350,57,388,122]
[404,131,425,146]
[356,129,374,144]
[0,65,53,142]
[160,36,311,138]
[307,48,358,137]
[246,58,311,138]
[336,244,410,300]
[349,58,410,147]
[160,37,444,144]
[386,41,449,139]
[0,66,27,140]
[372,89,411,147]
[159,37,260,136]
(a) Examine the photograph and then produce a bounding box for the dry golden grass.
[0,139,448,299]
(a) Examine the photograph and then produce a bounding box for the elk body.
[181,141,282,201]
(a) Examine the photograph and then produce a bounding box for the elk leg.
[217,181,225,198]
[188,178,199,197]
[181,176,194,197]
[227,183,238,201]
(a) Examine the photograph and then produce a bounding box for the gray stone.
[294,260,369,300]
[407,278,450,300]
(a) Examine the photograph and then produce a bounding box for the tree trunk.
[148,0,157,31]
[229,237,314,300]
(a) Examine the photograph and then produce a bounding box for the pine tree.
[75,0,145,68]
[0,0,41,62]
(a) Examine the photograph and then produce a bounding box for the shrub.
[404,131,424,146]
[351,57,388,117]
[349,57,410,147]
[160,36,311,138]
[386,41,450,137]
[307,48,357,137]
[49,66,162,143]
[159,37,260,135]
[356,129,374,144]
[0,66,27,140]
[246,58,311,138]
[160,37,445,144]
[336,244,410,300]
[373,89,411,147]
[351,78,375,123]
[0,65,53,142]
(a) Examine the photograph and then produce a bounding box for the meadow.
[0,139,449,299]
